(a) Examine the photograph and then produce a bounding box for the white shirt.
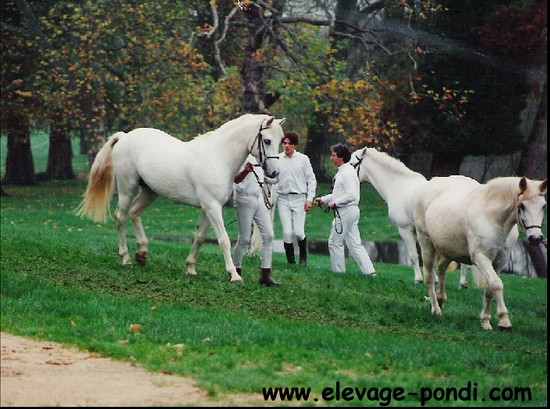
[275,151,317,201]
[233,155,263,198]
[320,162,359,208]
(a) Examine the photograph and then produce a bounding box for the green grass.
[1,181,547,407]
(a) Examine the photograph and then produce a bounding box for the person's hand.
[244,163,254,173]
[305,200,312,212]
[313,197,323,207]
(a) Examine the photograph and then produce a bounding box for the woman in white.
[233,154,281,286]
[314,144,377,277]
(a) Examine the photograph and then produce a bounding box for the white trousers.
[277,193,307,243]
[328,205,376,275]
[233,195,274,269]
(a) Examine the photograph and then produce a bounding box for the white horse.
[350,148,473,287]
[349,148,428,283]
[76,114,285,284]
[412,176,547,330]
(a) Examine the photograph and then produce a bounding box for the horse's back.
[111,128,201,203]
[413,176,480,260]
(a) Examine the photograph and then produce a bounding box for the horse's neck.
[204,123,256,176]
[479,178,519,229]
[363,151,425,200]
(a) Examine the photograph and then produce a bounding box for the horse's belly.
[425,203,470,259]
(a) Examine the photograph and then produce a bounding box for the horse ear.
[278,117,286,125]
[265,116,275,127]
[540,179,547,195]
[519,177,527,195]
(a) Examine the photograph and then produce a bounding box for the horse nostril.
[528,235,543,245]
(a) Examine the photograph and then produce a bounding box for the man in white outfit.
[233,154,281,286]
[275,132,317,266]
[314,144,377,277]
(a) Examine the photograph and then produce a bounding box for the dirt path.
[1,332,278,407]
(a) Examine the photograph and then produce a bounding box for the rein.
[251,165,274,210]
[324,206,343,234]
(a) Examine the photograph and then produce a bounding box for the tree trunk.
[3,111,36,185]
[518,82,547,180]
[46,121,75,180]
[82,121,107,168]
[304,111,331,183]
[240,3,269,114]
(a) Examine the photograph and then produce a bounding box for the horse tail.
[75,132,125,223]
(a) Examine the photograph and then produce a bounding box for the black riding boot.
[298,237,308,267]
[284,242,296,264]
[236,267,242,277]
[259,268,281,286]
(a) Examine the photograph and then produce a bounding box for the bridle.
[252,122,279,172]
[350,148,367,178]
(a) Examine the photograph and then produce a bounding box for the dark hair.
[283,132,299,145]
[331,143,351,163]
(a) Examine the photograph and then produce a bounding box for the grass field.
[1,133,548,407]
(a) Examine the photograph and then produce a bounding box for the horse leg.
[129,187,158,265]
[458,264,469,289]
[417,234,440,315]
[435,256,452,308]
[186,210,210,276]
[473,253,511,331]
[398,226,423,284]
[200,204,242,283]
[116,191,135,265]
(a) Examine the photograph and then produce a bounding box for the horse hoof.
[135,251,148,265]
[230,276,244,284]
[414,279,424,284]
[481,322,493,331]
[498,325,513,332]
[459,284,468,290]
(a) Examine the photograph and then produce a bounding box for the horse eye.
[519,203,526,211]
[264,139,271,145]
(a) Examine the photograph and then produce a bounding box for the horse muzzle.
[528,233,544,245]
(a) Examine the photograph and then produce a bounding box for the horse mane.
[366,148,425,180]
[478,177,525,213]
[485,176,545,201]
[193,114,266,141]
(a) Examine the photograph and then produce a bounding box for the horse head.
[249,115,285,178]
[517,177,547,244]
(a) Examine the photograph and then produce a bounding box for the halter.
[252,122,279,171]
[516,198,543,232]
